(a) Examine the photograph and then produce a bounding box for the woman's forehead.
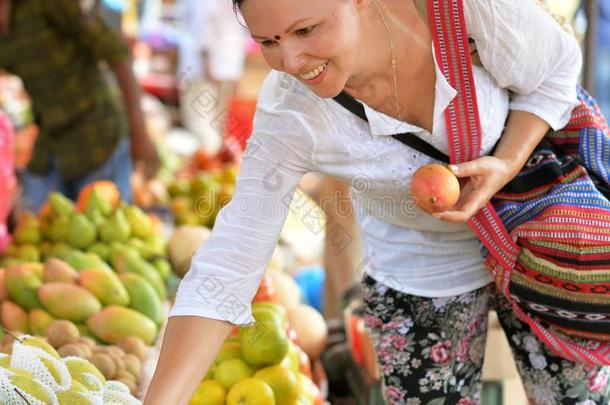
[241,0,340,23]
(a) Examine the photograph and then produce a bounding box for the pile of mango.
[0,334,141,404]
[168,163,238,227]
[0,182,170,348]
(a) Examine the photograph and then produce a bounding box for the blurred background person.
[0,0,160,212]
[177,0,248,153]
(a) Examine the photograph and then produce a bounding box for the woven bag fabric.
[492,87,610,343]
[429,0,610,365]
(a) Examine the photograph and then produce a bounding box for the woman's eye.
[261,40,276,47]
[295,25,316,36]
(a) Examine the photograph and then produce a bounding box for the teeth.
[300,63,327,80]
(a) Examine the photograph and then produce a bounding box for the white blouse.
[170,0,582,325]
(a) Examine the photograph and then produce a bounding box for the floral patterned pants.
[362,275,610,405]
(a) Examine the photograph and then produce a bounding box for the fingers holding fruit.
[410,163,460,214]
[412,157,513,223]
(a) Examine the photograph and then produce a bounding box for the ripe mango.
[28,309,55,336]
[108,242,139,270]
[84,188,112,218]
[13,212,41,245]
[99,210,131,244]
[41,215,70,243]
[119,273,164,325]
[48,192,75,217]
[125,205,154,239]
[87,306,157,345]
[38,283,102,323]
[48,243,72,261]
[67,213,97,249]
[145,233,168,257]
[14,244,40,263]
[1,300,28,333]
[79,268,130,306]
[151,258,171,281]
[5,263,43,310]
[43,258,79,284]
[114,254,166,300]
[87,242,111,262]
[126,238,156,260]
[64,251,112,273]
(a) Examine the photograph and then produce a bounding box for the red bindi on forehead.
[274,35,281,40]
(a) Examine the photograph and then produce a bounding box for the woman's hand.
[433,156,516,223]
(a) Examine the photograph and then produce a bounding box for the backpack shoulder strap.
[428,0,520,269]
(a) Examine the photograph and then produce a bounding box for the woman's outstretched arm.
[143,316,232,405]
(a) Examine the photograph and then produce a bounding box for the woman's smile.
[299,61,329,84]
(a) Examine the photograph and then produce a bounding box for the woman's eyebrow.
[251,17,313,39]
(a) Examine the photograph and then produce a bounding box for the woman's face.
[240,0,366,98]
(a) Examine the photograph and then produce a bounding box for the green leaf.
[426,398,446,405]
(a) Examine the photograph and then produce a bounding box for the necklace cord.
[372,0,403,121]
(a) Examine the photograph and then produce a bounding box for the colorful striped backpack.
[430,0,610,366]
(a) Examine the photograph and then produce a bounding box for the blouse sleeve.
[464,0,582,130]
[169,73,316,325]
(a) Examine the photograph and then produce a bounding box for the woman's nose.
[281,45,307,75]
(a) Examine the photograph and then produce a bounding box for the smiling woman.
[143,1,610,404]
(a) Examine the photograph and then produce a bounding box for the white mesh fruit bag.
[61,356,105,396]
[103,381,142,405]
[0,367,59,405]
[11,338,72,392]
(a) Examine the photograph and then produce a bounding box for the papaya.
[79,269,130,306]
[38,283,102,323]
[87,306,157,345]
[5,263,43,310]
[119,273,164,325]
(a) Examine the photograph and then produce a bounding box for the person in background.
[0,0,160,212]
[301,174,363,319]
[177,0,247,153]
